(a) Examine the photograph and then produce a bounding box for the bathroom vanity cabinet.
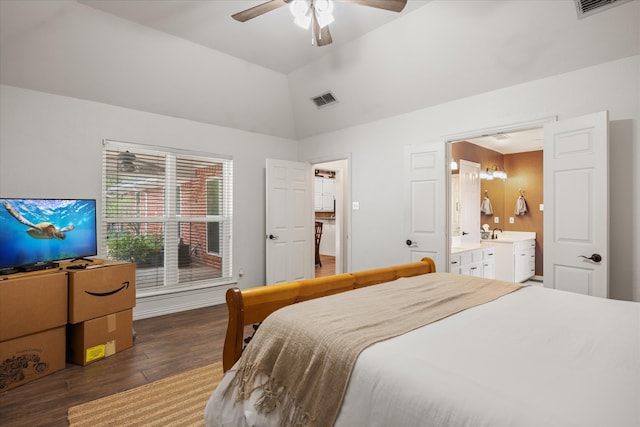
[485,234,536,283]
[450,246,495,279]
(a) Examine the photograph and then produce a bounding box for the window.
[102,141,233,294]
[206,178,221,255]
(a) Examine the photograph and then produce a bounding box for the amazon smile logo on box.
[84,281,130,297]
[68,261,136,324]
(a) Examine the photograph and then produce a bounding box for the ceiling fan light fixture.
[233,0,406,46]
[290,0,334,31]
[290,1,310,18]
[316,12,334,29]
[293,15,312,29]
[314,0,334,28]
[314,0,332,12]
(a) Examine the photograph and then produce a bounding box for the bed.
[205,258,640,427]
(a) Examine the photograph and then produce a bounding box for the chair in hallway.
[315,221,323,267]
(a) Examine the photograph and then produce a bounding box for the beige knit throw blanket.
[225,272,523,427]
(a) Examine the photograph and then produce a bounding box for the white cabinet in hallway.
[318,220,336,256]
[314,177,336,212]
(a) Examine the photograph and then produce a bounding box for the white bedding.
[205,286,640,427]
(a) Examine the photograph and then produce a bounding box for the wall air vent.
[575,0,632,18]
[311,92,338,108]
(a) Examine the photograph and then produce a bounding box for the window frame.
[206,176,223,256]
[101,140,233,295]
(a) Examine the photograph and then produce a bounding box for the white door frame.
[443,117,556,271]
[309,154,352,274]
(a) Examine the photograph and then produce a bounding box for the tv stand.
[18,261,60,272]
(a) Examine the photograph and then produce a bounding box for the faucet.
[492,228,503,239]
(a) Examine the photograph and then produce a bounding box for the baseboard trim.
[133,285,228,320]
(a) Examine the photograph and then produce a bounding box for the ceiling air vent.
[575,0,632,18]
[311,92,338,108]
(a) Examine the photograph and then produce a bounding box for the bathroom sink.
[487,231,536,242]
[451,243,483,253]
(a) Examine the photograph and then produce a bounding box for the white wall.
[0,84,299,318]
[288,0,640,138]
[2,55,638,316]
[299,56,640,302]
[0,0,297,140]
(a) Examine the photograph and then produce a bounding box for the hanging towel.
[515,195,528,216]
[481,196,493,215]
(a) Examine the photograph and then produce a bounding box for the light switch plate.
[352,201,360,210]
[494,217,499,223]
[509,217,515,224]
[539,204,544,211]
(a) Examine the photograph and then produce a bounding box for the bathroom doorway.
[449,126,545,282]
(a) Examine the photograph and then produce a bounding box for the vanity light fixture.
[480,168,494,180]
[493,169,508,180]
[480,165,507,180]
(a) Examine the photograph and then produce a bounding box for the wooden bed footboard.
[222,257,436,372]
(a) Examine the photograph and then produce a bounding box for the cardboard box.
[67,309,133,366]
[68,261,136,323]
[0,327,66,392]
[0,271,68,341]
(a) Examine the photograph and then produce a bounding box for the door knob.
[462,231,469,236]
[579,253,602,263]
[406,239,417,247]
[268,234,279,240]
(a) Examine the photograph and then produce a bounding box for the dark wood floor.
[0,304,227,427]
[315,254,335,277]
[1,257,337,426]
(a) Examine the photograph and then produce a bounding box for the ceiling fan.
[232,0,408,47]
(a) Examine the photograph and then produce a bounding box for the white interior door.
[544,111,608,297]
[404,142,446,271]
[266,159,313,284]
[459,160,481,244]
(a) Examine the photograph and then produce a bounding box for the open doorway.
[312,159,348,278]
[449,126,545,282]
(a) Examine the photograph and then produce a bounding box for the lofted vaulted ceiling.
[78,0,428,74]
[1,0,638,140]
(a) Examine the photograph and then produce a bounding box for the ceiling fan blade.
[342,0,407,13]
[312,10,333,46]
[316,24,333,47]
[232,0,290,22]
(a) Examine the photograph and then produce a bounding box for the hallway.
[315,254,335,277]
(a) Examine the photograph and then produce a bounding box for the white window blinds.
[102,141,233,293]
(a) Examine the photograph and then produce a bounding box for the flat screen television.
[0,198,97,271]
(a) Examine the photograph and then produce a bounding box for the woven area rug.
[67,362,223,427]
